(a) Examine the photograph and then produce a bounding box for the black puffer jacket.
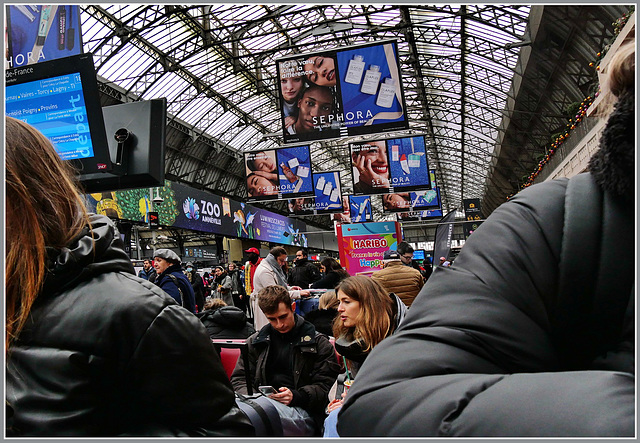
[198,306,255,339]
[6,214,240,436]
[338,93,635,437]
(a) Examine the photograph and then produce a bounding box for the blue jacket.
[155,264,197,314]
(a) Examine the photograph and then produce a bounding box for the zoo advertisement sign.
[85,180,308,247]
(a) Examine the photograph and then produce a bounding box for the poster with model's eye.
[276,40,408,144]
[6,5,83,68]
[244,145,314,202]
[350,135,431,195]
[288,171,344,215]
[349,195,372,223]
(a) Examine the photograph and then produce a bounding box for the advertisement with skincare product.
[381,188,441,213]
[276,40,408,144]
[6,5,83,68]
[337,221,402,276]
[350,134,431,195]
[288,171,344,215]
[349,195,372,223]
[244,145,314,202]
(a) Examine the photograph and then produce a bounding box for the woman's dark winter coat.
[5,215,241,436]
[310,270,347,289]
[337,92,635,437]
[198,306,255,339]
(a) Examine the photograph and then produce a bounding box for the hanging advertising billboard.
[276,40,408,144]
[287,171,344,216]
[244,145,314,202]
[349,134,430,195]
[6,5,83,68]
[84,181,309,247]
[381,188,441,213]
[337,221,402,276]
[392,169,442,220]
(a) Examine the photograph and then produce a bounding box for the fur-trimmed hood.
[588,89,635,198]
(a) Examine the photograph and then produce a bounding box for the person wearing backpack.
[154,249,197,314]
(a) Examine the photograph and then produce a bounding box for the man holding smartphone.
[231,285,340,436]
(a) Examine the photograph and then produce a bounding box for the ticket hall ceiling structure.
[83,5,628,228]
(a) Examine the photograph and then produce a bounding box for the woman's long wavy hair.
[5,117,90,351]
[332,276,394,352]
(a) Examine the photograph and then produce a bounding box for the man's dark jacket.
[337,91,635,437]
[230,314,340,418]
[155,264,197,314]
[288,258,320,288]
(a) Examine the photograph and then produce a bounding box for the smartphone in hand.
[258,385,278,396]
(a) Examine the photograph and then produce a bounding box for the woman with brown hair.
[5,117,249,436]
[323,275,407,436]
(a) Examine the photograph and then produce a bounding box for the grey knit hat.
[154,248,181,264]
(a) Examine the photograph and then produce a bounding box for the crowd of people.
[5,38,634,438]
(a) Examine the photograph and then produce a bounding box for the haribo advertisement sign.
[337,221,402,276]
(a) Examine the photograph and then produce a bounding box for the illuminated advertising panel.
[276,40,408,144]
[350,135,430,195]
[287,171,344,215]
[244,145,314,202]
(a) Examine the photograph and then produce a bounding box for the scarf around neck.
[265,253,288,287]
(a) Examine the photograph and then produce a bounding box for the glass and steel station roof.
[80,4,629,229]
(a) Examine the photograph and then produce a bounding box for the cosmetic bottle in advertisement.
[408,153,421,168]
[345,54,366,84]
[296,165,310,178]
[330,187,340,202]
[36,5,53,46]
[391,144,399,162]
[280,162,298,183]
[375,77,396,107]
[360,65,381,95]
[316,176,326,190]
[323,181,333,196]
[400,154,410,174]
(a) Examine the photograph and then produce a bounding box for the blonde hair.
[318,290,339,310]
[204,298,227,311]
[599,38,635,116]
[5,117,90,350]
[332,276,394,352]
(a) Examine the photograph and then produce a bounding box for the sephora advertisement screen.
[276,40,408,144]
[349,134,431,195]
[244,145,315,202]
[287,171,344,216]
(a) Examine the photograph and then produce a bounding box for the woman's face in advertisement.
[247,174,276,196]
[304,56,336,87]
[280,75,304,103]
[251,155,276,172]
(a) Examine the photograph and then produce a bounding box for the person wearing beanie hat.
[154,249,197,314]
[372,248,424,307]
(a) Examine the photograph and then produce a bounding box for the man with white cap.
[153,248,197,314]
